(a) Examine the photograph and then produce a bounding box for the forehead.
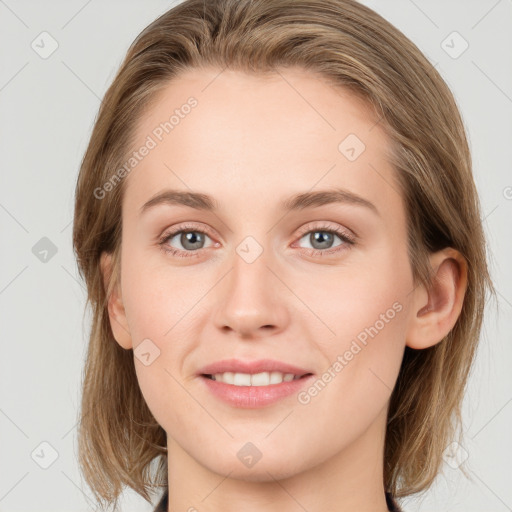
[133,66,380,154]
[123,66,400,219]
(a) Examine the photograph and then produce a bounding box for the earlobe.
[100,251,133,350]
[406,248,468,350]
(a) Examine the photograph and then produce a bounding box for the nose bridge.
[213,235,288,336]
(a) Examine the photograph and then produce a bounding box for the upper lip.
[198,358,313,377]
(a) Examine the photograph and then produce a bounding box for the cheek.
[121,259,204,428]
[313,251,410,336]
[121,248,204,341]
[308,250,411,391]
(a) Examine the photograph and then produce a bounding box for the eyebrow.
[139,187,379,217]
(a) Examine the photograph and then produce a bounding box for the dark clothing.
[153,489,403,511]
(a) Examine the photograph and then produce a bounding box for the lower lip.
[200,374,314,408]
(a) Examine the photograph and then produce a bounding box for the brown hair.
[72,0,495,509]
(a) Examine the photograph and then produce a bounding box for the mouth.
[201,371,313,386]
[197,358,315,407]
[197,358,314,386]
[199,371,315,408]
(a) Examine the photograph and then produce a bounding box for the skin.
[101,67,467,512]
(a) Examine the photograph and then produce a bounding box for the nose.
[212,246,290,339]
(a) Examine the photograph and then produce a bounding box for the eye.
[158,222,356,259]
[158,223,216,258]
[293,223,356,257]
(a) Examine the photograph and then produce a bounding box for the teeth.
[211,371,298,386]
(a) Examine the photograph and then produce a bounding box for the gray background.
[0,0,511,511]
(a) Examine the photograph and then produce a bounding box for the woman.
[72,1,494,511]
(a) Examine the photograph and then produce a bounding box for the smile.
[200,372,314,408]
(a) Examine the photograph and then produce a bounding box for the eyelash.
[158,222,356,259]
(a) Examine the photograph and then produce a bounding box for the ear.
[100,251,133,350]
[406,247,468,349]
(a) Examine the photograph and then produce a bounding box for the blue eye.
[158,223,355,259]
[298,229,349,250]
[158,225,214,258]
[294,225,355,257]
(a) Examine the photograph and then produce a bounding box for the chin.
[199,449,310,483]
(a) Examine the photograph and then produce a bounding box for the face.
[107,67,418,481]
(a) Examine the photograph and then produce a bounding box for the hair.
[72,0,495,509]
